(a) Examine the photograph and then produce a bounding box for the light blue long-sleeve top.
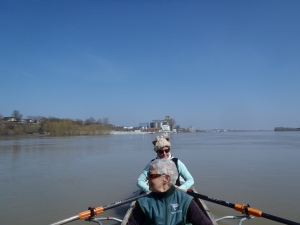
[136,156,194,193]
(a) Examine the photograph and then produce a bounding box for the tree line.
[0,110,112,136]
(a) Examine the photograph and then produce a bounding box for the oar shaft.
[49,215,79,225]
[186,191,235,208]
[103,193,147,211]
[186,191,300,225]
[262,212,300,225]
[49,193,147,225]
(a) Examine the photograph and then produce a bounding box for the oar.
[49,193,147,225]
[185,191,300,225]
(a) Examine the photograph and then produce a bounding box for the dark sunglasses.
[156,149,170,154]
[147,172,165,179]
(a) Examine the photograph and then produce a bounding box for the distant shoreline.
[274,127,300,131]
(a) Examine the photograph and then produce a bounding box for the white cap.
[153,134,171,151]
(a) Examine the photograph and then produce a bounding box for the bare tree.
[75,119,84,125]
[103,117,110,125]
[0,113,3,120]
[174,125,180,129]
[12,110,23,121]
[96,118,103,125]
[85,117,96,125]
[48,117,60,122]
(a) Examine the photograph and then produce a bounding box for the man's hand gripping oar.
[49,193,147,225]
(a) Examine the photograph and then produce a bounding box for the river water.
[0,132,299,225]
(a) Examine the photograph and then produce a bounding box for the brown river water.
[0,132,299,225]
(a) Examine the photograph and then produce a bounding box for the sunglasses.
[147,172,165,179]
[156,149,170,154]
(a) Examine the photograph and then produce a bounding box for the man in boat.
[137,134,194,193]
[127,158,213,225]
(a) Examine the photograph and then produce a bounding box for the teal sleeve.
[177,159,194,190]
[136,163,150,193]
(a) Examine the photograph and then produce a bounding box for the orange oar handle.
[78,206,104,219]
[50,193,147,225]
[234,204,262,217]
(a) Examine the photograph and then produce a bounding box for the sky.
[0,0,299,130]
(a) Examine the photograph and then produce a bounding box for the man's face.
[147,166,165,192]
[156,146,170,159]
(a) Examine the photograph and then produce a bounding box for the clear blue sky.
[1,0,299,130]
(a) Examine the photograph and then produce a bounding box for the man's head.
[147,158,178,192]
[153,135,171,159]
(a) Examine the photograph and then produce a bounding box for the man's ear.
[163,174,170,184]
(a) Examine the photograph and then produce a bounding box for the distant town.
[113,116,199,133]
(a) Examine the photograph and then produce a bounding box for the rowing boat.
[49,186,297,225]
[49,185,299,225]
[121,186,218,225]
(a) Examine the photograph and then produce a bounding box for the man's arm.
[136,164,151,193]
[187,200,213,225]
[126,201,146,225]
[177,159,194,190]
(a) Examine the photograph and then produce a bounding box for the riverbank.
[274,127,300,131]
[111,130,151,134]
[0,120,111,136]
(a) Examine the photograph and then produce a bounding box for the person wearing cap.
[137,134,194,193]
[128,159,212,225]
